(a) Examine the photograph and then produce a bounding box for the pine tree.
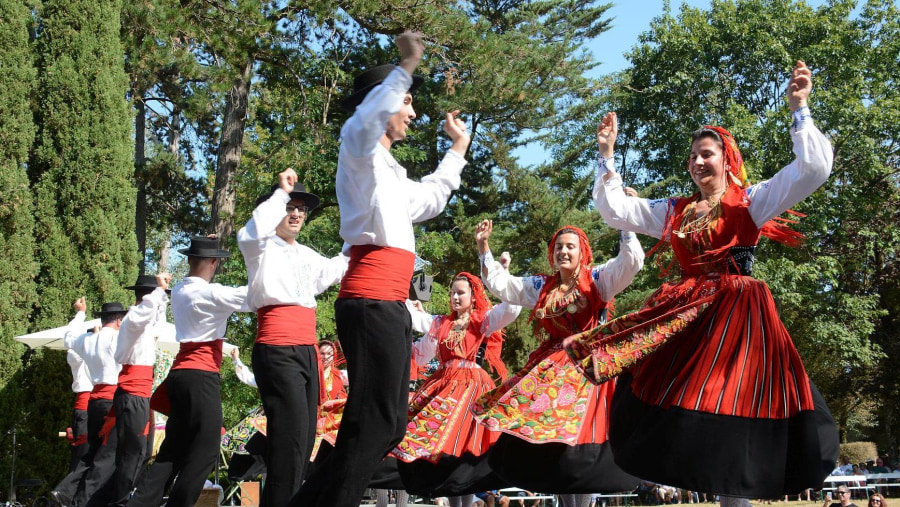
[30,0,138,327]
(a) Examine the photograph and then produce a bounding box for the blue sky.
[511,0,831,164]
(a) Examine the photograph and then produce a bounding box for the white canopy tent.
[15,320,237,355]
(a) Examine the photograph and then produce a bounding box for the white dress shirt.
[480,231,645,308]
[116,287,169,366]
[170,277,249,343]
[336,66,467,253]
[237,188,348,311]
[408,302,522,365]
[67,349,93,393]
[592,109,833,239]
[65,311,121,385]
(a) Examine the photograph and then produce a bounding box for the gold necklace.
[534,277,581,319]
[443,314,470,350]
[673,193,724,239]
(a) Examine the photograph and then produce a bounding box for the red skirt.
[393,359,498,462]
[565,274,839,497]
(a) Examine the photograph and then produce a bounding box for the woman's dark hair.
[691,127,724,147]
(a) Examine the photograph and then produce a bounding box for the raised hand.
[623,186,639,198]
[279,168,298,194]
[597,112,618,158]
[475,219,493,243]
[397,31,425,74]
[74,297,87,313]
[788,60,812,112]
[156,272,172,291]
[444,110,471,155]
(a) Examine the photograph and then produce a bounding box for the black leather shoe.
[51,490,71,507]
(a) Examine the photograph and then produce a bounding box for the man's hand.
[73,297,86,313]
[499,252,511,270]
[597,112,618,158]
[156,272,172,291]
[624,186,639,198]
[279,168,298,194]
[397,31,424,75]
[788,60,812,112]
[444,110,471,155]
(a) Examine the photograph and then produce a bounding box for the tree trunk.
[211,59,253,241]
[135,96,147,274]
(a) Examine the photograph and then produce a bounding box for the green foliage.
[0,0,40,496]
[30,0,138,329]
[840,441,878,464]
[546,0,899,448]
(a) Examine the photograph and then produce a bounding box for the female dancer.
[564,61,839,498]
[393,272,521,507]
[472,220,644,507]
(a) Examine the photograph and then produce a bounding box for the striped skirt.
[567,274,839,497]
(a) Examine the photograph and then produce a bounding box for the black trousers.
[127,369,221,507]
[109,390,150,507]
[56,398,118,507]
[69,407,89,473]
[290,298,411,507]
[251,343,319,507]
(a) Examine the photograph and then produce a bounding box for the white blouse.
[480,231,645,308]
[592,109,833,238]
[407,301,522,365]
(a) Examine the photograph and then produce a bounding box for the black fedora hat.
[124,275,159,291]
[255,181,321,210]
[124,274,171,294]
[340,64,425,112]
[94,302,128,317]
[177,237,231,258]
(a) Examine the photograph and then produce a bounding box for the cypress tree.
[30,0,137,327]
[0,0,38,382]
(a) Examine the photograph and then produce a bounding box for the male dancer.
[237,169,347,507]
[66,348,92,472]
[291,30,471,507]
[109,273,171,507]
[127,237,248,507]
[54,300,129,507]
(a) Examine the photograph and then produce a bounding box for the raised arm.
[342,32,424,158]
[593,113,669,238]
[63,297,88,352]
[476,219,541,308]
[481,302,522,335]
[592,231,645,302]
[116,275,171,363]
[407,300,438,364]
[747,61,833,225]
[237,169,295,260]
[309,249,350,295]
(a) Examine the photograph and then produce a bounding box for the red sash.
[256,305,316,346]
[117,365,154,397]
[74,391,90,411]
[90,384,117,401]
[171,340,223,373]
[338,245,415,301]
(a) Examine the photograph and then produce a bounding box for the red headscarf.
[701,125,805,247]
[528,226,607,334]
[443,272,508,380]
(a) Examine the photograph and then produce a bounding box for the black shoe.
[51,490,71,507]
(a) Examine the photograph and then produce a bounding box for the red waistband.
[256,305,317,346]
[338,245,415,301]
[117,364,154,397]
[74,391,91,411]
[171,341,223,373]
[90,384,117,400]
